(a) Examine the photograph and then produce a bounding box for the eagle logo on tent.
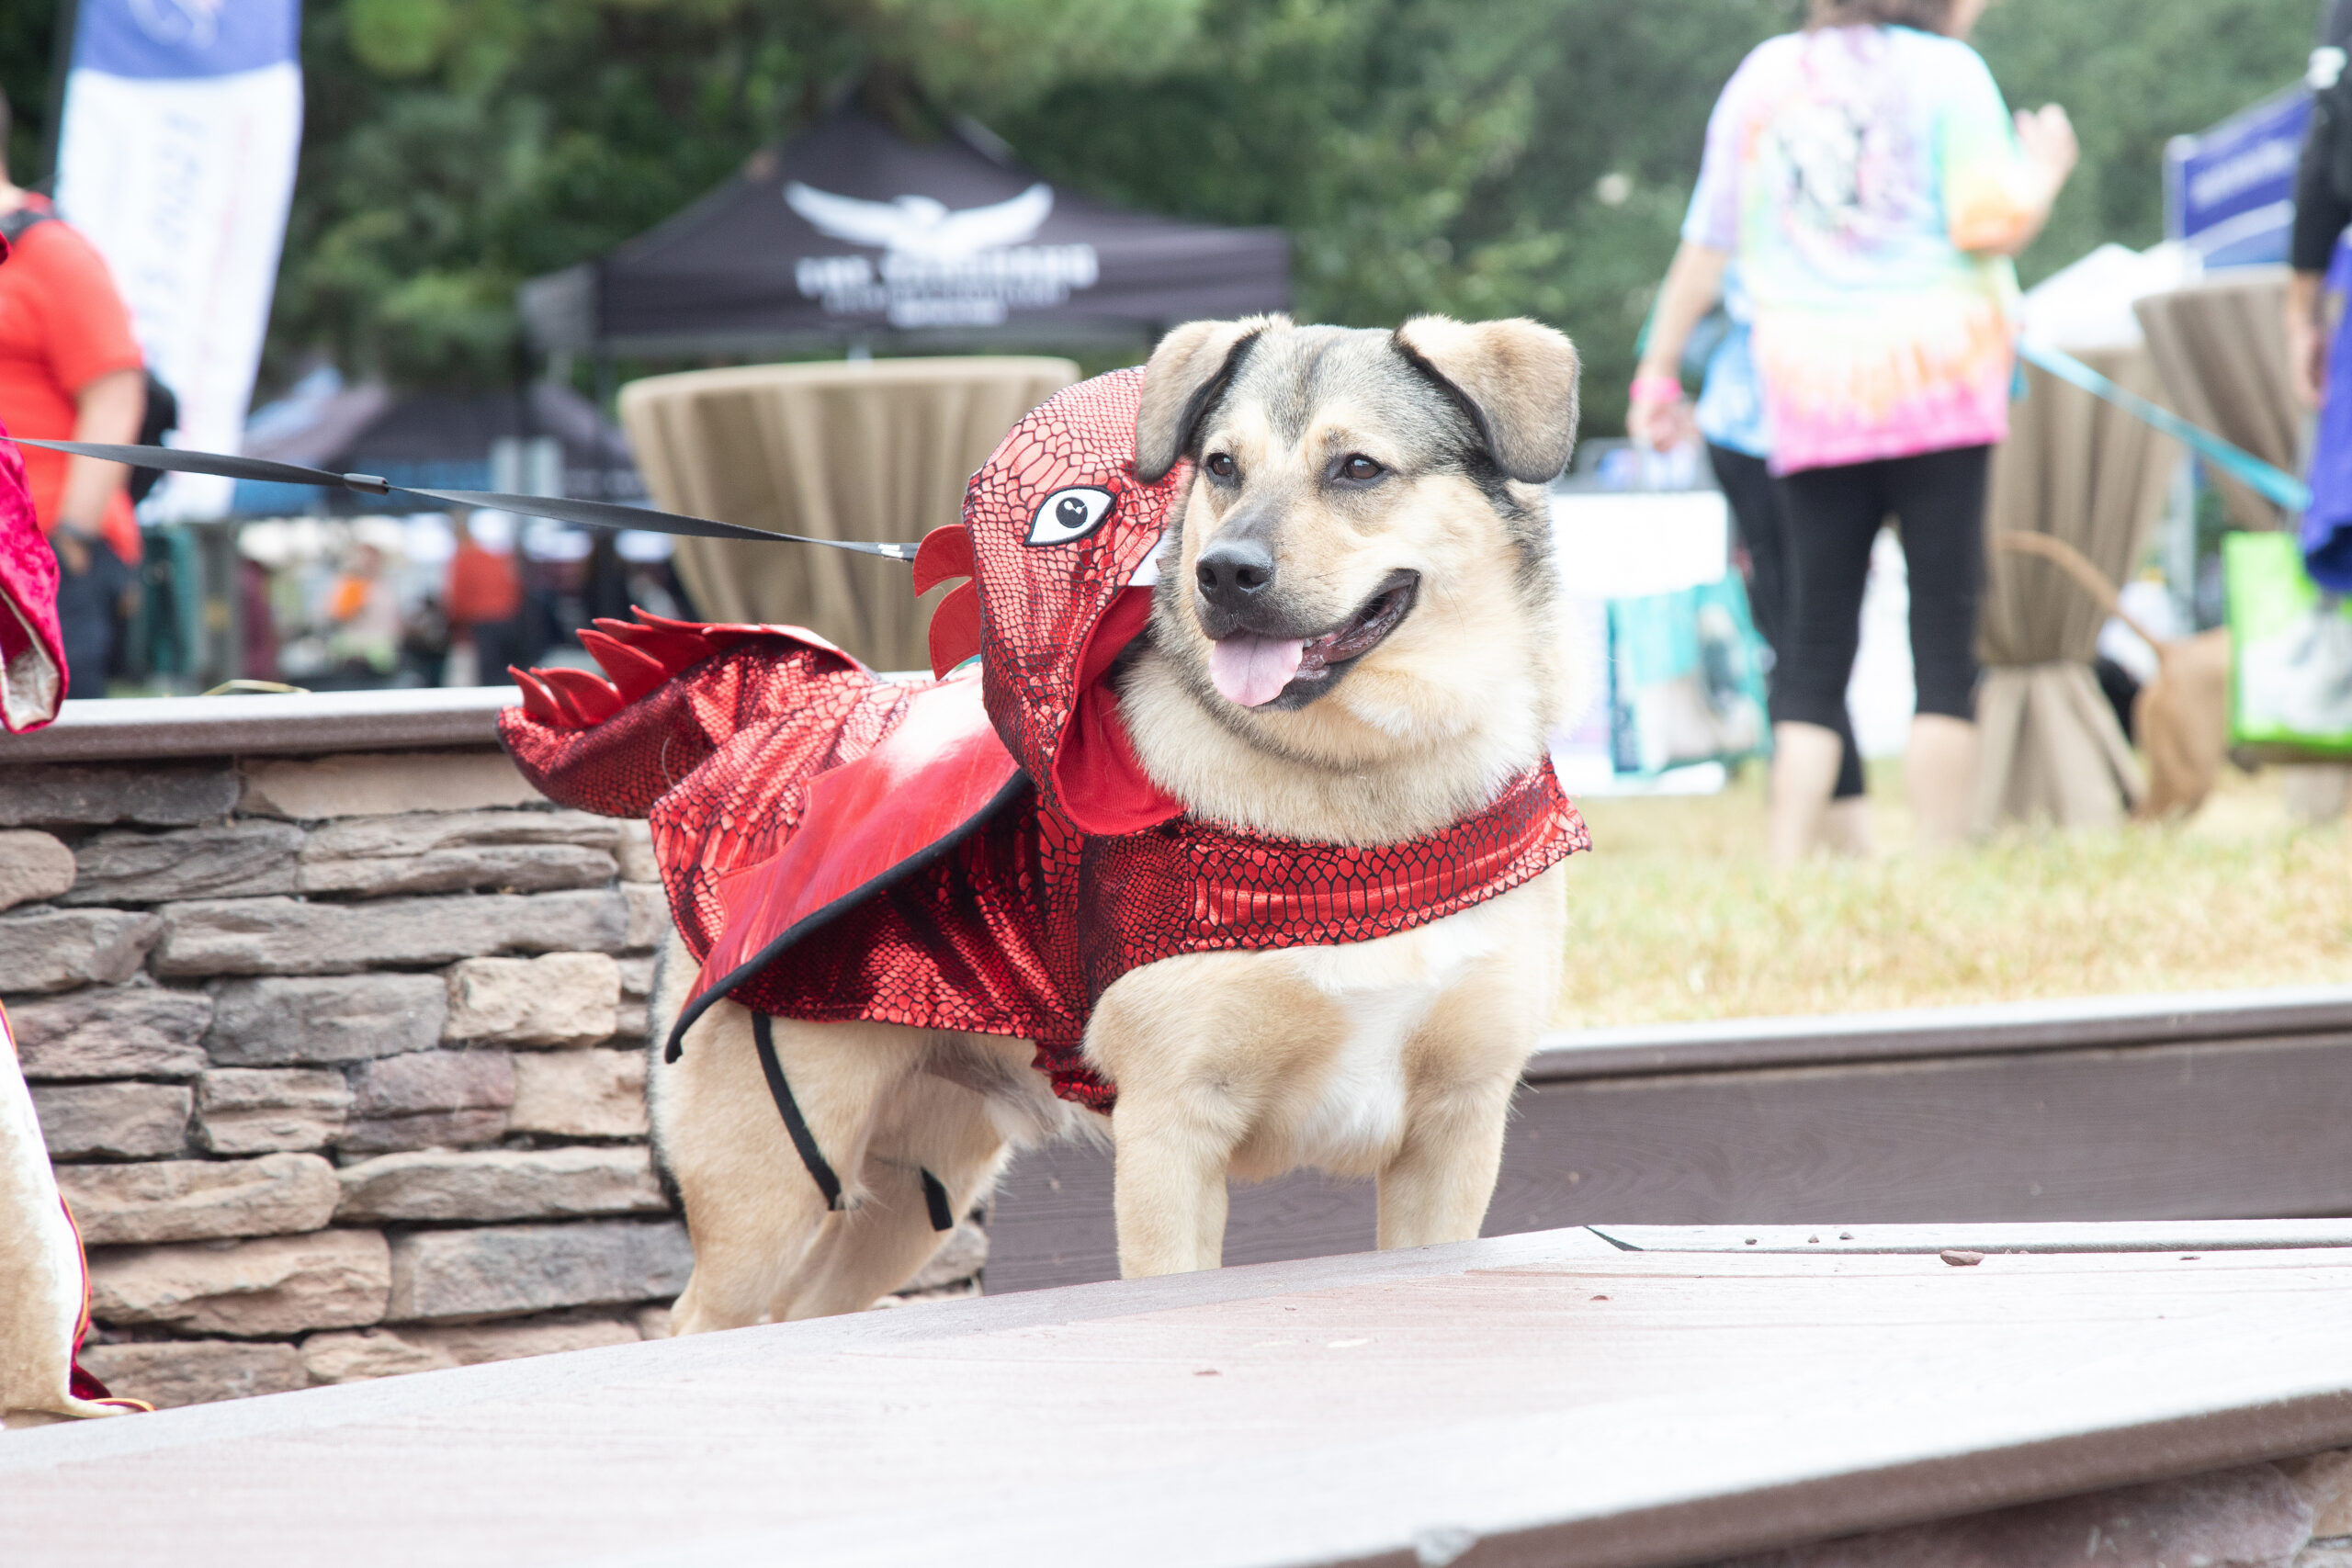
[783,181,1055,263]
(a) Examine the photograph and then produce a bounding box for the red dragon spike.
[577,627,669,703]
[509,666,566,726]
[540,666,623,725]
[911,524,977,596]
[926,581,985,678]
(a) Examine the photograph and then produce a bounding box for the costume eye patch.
[1025,486,1114,547]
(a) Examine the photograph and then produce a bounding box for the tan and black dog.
[649,314,1582,1332]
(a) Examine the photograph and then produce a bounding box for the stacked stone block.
[0,746,985,1410]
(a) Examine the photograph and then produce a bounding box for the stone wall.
[0,741,983,1410]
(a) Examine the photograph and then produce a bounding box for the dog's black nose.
[1195,540,1274,607]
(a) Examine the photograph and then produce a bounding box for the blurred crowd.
[235,512,688,691]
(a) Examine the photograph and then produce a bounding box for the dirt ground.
[1556,761,2352,1030]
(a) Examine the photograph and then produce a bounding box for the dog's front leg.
[1377,892,1563,1249]
[1089,964,1261,1278]
[1375,1070,1517,1250]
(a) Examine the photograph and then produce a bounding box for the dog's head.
[1132,314,1578,761]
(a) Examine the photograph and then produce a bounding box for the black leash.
[749,1012,953,1232]
[3,436,922,561]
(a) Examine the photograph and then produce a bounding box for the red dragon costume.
[500,367,1589,1114]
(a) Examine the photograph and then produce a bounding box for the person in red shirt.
[447,511,525,682]
[0,88,147,699]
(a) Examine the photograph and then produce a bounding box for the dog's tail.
[1994,532,2168,650]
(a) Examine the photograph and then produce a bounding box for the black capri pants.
[1708,445,1865,800]
[1769,444,1990,733]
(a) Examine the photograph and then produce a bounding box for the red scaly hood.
[916,367,1186,835]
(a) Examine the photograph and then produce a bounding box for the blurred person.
[1632,0,2076,862]
[401,592,451,686]
[447,511,524,682]
[0,87,146,700]
[1631,269,1872,855]
[2289,1,2352,589]
[324,542,401,681]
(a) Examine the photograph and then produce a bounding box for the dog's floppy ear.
[1393,316,1581,484]
[1135,315,1281,482]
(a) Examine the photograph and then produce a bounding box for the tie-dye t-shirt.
[1683,26,2038,474]
[1694,267,1769,459]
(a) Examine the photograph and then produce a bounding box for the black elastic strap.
[751,1011,842,1210]
[920,1168,955,1233]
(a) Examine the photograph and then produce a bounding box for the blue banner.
[73,0,300,81]
[2165,87,2308,269]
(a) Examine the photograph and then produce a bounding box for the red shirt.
[447,541,522,626]
[0,197,144,562]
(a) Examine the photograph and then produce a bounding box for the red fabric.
[0,198,144,563]
[502,370,1589,1109]
[0,420,65,731]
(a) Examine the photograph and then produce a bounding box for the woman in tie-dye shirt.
[1631,0,2075,862]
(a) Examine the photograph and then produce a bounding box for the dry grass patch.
[1557,764,2352,1030]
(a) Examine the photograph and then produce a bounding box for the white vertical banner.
[54,0,303,521]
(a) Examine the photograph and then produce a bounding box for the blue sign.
[73,0,300,80]
[2165,86,2310,269]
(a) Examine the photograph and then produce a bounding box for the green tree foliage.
[1973,0,2310,278]
[282,0,1200,388]
[0,0,2325,424]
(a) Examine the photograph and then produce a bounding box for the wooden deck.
[989,986,2352,1292]
[10,1222,2352,1568]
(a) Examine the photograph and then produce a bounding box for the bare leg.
[1768,720,1845,866]
[1906,713,1979,850]
[1818,796,1876,857]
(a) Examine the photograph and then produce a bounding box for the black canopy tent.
[519,107,1290,358]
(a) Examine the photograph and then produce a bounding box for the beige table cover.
[1972,345,2177,832]
[620,357,1080,671]
[2132,266,2296,532]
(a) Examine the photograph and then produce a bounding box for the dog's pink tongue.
[1208,635,1306,707]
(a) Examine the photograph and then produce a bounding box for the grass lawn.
[1555,761,2352,1031]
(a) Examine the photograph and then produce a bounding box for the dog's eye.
[1204,453,1238,479]
[1024,485,1115,547]
[1337,455,1385,483]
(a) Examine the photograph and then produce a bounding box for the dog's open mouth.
[1206,570,1419,708]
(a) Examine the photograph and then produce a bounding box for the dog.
[643,315,1585,1331]
[1995,532,2231,818]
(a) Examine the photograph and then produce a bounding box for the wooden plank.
[9,1235,2352,1568]
[987,1031,2352,1294]
[1528,986,2352,1078]
[1593,1219,2352,1254]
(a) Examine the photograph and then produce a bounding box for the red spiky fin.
[927,581,984,678]
[510,666,569,726]
[538,666,623,726]
[577,626,669,703]
[912,524,976,595]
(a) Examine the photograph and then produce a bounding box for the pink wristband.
[1629,374,1685,405]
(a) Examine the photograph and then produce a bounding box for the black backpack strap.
[747,1010,955,1232]
[750,1010,843,1211]
[919,1168,955,1233]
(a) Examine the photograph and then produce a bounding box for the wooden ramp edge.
[8,1223,2352,1568]
[988,986,2352,1294]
